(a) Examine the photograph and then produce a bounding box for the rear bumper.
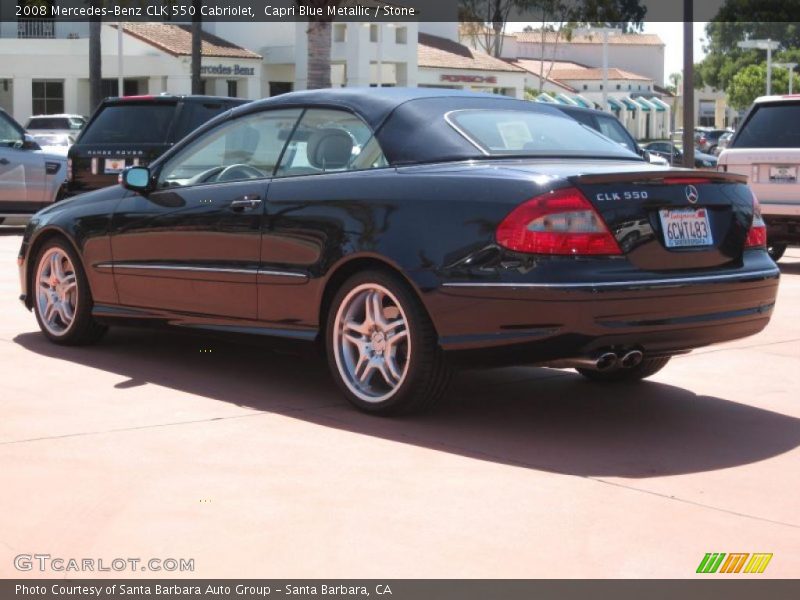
[428,253,779,365]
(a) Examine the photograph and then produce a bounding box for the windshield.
[447,109,639,159]
[79,103,176,144]
[733,102,800,149]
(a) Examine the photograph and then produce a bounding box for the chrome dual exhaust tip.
[541,349,642,371]
[620,349,643,369]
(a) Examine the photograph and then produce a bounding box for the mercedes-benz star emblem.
[686,185,699,204]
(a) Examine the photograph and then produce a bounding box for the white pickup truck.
[718,95,800,261]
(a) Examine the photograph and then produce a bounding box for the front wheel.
[767,243,787,262]
[577,356,671,383]
[326,270,452,415]
[33,238,107,345]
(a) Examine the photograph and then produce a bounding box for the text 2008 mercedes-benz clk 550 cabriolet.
[18,89,779,414]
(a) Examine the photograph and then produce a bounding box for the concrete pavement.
[1,229,798,578]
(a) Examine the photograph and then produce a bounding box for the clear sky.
[642,22,709,83]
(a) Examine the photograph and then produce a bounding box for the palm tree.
[190,0,203,94]
[299,0,343,89]
[89,2,102,112]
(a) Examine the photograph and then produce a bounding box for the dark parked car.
[644,141,718,168]
[18,89,779,415]
[551,104,668,165]
[62,94,248,197]
[697,129,730,154]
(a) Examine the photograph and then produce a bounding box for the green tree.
[727,63,790,109]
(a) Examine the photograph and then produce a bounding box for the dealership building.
[0,15,671,139]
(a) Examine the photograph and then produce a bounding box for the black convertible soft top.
[232,88,576,165]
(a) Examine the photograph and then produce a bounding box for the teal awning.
[635,98,652,112]
[621,97,638,111]
[607,97,623,111]
[649,97,668,112]
[573,96,591,108]
[555,93,578,106]
[536,93,557,103]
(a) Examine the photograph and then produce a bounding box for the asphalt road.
[1,228,798,578]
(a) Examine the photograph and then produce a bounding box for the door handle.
[229,195,262,210]
[0,158,9,166]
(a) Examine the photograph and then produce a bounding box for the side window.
[276,108,387,177]
[0,113,23,147]
[157,108,302,189]
[596,117,637,154]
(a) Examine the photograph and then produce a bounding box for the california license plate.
[104,158,126,174]
[769,165,796,183]
[659,208,713,248]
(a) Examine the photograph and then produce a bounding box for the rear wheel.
[767,243,787,262]
[326,270,452,415]
[33,239,107,345]
[577,356,671,383]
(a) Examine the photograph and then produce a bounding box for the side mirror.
[640,148,651,161]
[122,166,151,192]
[21,134,41,151]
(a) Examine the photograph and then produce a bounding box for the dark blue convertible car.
[18,88,779,414]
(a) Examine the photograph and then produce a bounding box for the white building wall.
[515,42,665,86]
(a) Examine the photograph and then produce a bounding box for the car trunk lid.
[569,169,754,270]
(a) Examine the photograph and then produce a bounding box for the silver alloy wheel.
[35,247,78,336]
[332,283,411,404]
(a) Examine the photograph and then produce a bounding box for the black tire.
[767,243,787,262]
[32,237,107,345]
[325,269,452,415]
[577,356,671,383]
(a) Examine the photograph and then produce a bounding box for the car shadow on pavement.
[14,327,800,480]
[778,261,800,276]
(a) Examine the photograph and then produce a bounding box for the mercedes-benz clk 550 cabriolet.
[18,89,779,415]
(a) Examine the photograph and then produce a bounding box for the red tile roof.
[418,33,525,73]
[118,23,261,60]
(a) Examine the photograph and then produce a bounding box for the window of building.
[583,84,588,90]
[616,84,621,90]
[395,27,408,44]
[628,84,632,90]
[369,24,379,43]
[31,80,63,115]
[227,80,238,98]
[599,84,603,90]
[269,82,293,97]
[334,24,347,43]
[101,79,140,98]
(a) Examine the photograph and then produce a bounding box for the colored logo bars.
[696,553,773,574]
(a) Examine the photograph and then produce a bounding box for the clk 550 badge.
[596,191,649,202]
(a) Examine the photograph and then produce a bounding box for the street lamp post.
[738,39,781,95]
[774,62,797,94]
[575,26,620,112]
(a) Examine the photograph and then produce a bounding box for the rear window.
[733,102,800,148]
[171,101,235,142]
[447,109,637,158]
[79,103,177,144]
[27,117,84,130]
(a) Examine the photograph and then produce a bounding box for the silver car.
[25,114,86,138]
[1,109,67,224]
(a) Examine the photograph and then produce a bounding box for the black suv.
[62,95,248,197]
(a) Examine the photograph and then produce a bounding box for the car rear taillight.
[496,187,622,255]
[66,158,72,182]
[745,193,767,248]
